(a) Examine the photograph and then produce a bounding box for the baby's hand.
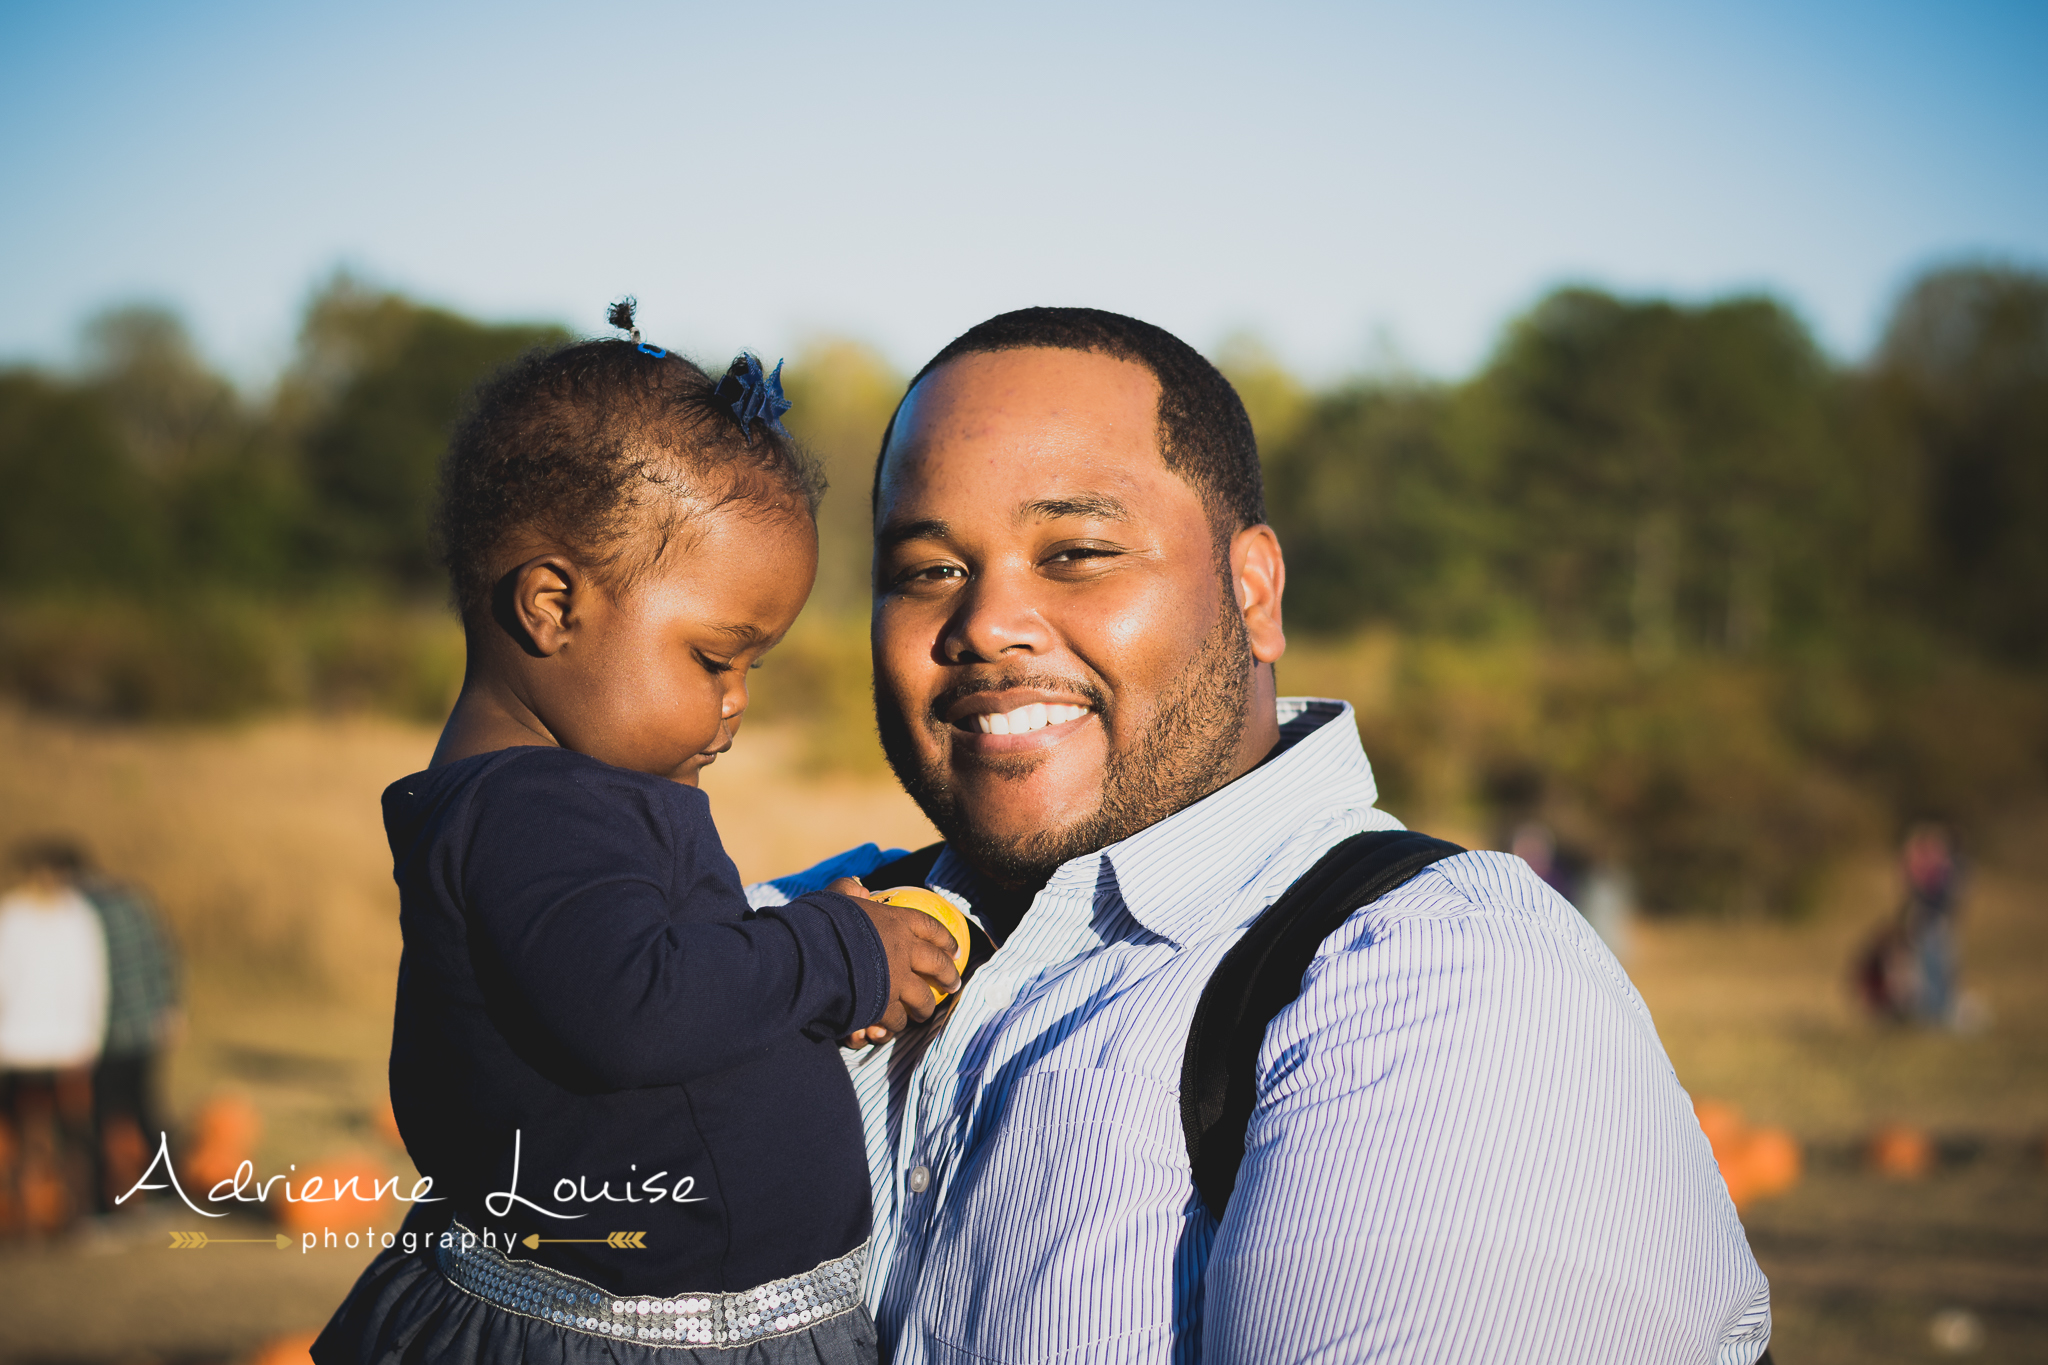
[827,877,961,1047]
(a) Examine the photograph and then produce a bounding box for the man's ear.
[1229,524,1286,665]
[501,555,582,658]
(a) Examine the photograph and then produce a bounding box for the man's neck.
[1224,662,1284,786]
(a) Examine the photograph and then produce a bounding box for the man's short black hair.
[874,307,1265,541]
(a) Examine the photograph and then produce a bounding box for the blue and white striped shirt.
[751,699,1770,1363]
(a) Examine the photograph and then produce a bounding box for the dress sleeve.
[456,756,890,1091]
[1200,853,1771,1365]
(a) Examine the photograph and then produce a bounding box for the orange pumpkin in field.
[183,1091,262,1194]
[1739,1126,1802,1201]
[21,1163,72,1231]
[268,1151,397,1234]
[1693,1100,1745,1155]
[243,1331,317,1364]
[1867,1123,1934,1179]
[1693,1099,1801,1210]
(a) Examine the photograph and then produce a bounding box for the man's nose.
[940,570,1052,664]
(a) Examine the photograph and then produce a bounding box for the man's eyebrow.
[877,517,950,551]
[1021,494,1132,523]
[707,621,769,646]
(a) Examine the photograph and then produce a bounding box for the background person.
[1901,822,1964,1026]
[60,839,184,1215]
[0,837,110,1235]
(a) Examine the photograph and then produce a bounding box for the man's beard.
[875,589,1255,888]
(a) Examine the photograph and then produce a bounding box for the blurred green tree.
[1868,263,2048,664]
[1465,289,1846,657]
[1261,289,1857,654]
[82,304,240,474]
[778,338,904,616]
[0,371,165,588]
[1262,381,1494,634]
[1216,333,1311,454]
[288,274,569,591]
[81,304,307,587]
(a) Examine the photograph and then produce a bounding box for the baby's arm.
[823,877,962,1043]
[459,762,952,1088]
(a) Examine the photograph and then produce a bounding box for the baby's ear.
[498,555,581,658]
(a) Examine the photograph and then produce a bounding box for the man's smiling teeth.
[974,703,1088,735]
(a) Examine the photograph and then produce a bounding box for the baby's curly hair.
[437,311,824,622]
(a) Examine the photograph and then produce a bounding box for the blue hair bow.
[715,353,792,444]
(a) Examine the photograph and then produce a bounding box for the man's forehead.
[904,346,1158,421]
[878,347,1166,506]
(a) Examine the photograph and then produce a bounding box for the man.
[753,309,1770,1363]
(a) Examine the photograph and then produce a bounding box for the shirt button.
[907,1164,931,1193]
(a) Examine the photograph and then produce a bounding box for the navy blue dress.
[315,746,887,1363]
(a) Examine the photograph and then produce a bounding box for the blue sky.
[2,0,2042,385]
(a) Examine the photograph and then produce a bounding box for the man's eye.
[1046,546,1119,565]
[696,652,736,674]
[889,563,965,590]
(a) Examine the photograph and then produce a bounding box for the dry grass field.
[0,707,2040,1364]
[1630,828,2048,1365]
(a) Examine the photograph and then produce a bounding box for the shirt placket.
[889,875,1102,1275]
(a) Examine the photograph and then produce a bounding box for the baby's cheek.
[665,700,721,753]
[621,677,719,770]
[682,676,735,747]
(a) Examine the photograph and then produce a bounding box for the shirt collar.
[932,698,1382,948]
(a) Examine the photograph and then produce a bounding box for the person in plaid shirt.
[15,838,183,1213]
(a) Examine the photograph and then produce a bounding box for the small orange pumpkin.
[183,1091,263,1194]
[1692,1099,1801,1209]
[1867,1123,1934,1179]
[243,1330,317,1364]
[1740,1126,1802,1202]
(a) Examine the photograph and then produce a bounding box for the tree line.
[1247,266,2045,669]
[0,278,568,600]
[4,265,2040,673]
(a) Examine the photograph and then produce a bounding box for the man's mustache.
[923,671,1110,727]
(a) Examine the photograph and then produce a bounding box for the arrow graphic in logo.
[168,1231,292,1250]
[521,1231,648,1250]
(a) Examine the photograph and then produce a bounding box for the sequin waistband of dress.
[435,1221,867,1350]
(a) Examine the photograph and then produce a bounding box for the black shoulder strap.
[1181,829,1464,1220]
[864,841,947,893]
